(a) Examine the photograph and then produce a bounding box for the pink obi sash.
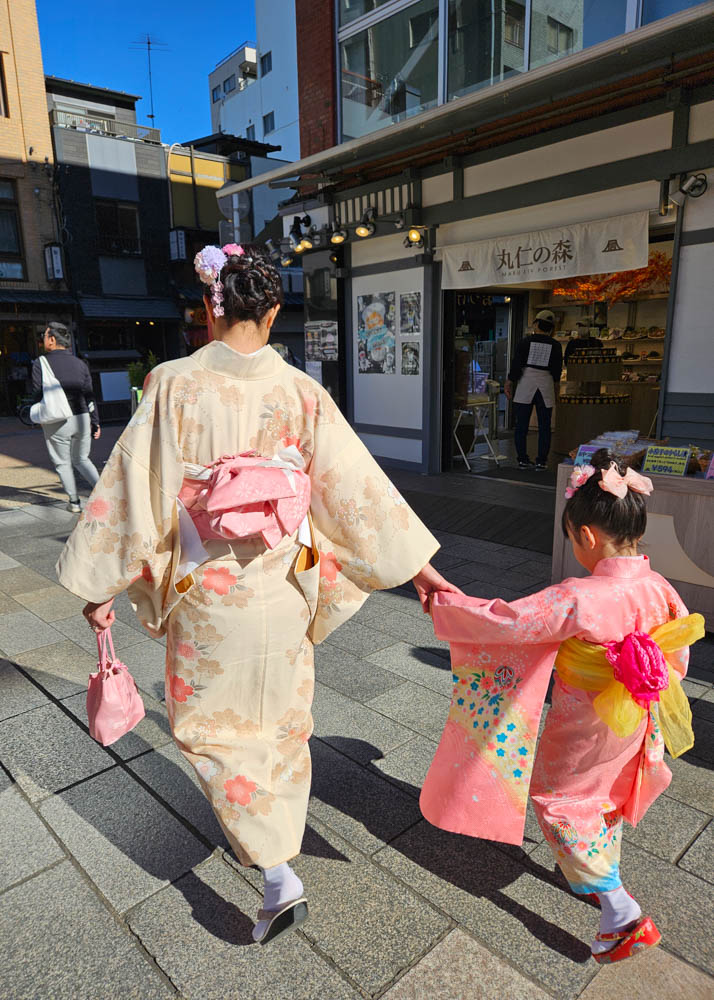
[179,447,311,550]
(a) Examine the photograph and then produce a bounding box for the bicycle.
[15,394,35,427]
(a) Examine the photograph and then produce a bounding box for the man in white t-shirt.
[505,310,563,471]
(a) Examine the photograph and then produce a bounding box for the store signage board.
[574,445,600,466]
[438,211,649,289]
[642,446,691,477]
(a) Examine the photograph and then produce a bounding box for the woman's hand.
[412,562,464,613]
[83,598,115,633]
[504,380,513,401]
[92,426,101,440]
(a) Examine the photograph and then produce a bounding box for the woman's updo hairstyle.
[216,244,283,325]
[562,448,647,546]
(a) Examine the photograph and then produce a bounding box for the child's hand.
[412,562,464,614]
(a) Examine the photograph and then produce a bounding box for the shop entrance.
[441,289,526,471]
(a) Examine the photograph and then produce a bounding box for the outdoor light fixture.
[265,237,281,263]
[330,220,347,245]
[393,215,405,230]
[290,215,313,252]
[300,226,319,250]
[355,207,376,238]
[407,226,423,243]
[669,172,708,207]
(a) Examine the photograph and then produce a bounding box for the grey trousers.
[43,413,100,499]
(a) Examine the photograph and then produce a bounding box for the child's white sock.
[591,886,641,954]
[252,862,304,943]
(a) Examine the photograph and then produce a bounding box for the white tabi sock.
[591,886,641,954]
[252,862,304,943]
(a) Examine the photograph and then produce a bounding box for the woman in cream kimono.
[58,244,454,944]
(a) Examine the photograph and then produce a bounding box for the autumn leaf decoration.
[552,251,672,304]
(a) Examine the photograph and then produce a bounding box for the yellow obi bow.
[555,614,704,758]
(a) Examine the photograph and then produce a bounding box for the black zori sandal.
[254,897,309,945]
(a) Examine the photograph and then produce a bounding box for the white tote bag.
[30,355,73,425]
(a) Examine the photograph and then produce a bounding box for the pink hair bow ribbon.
[599,463,654,499]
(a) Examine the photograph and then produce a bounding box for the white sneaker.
[67,500,81,514]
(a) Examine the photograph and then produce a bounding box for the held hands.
[83,598,115,633]
[412,562,463,614]
[504,380,513,401]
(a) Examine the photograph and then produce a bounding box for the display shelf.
[619,359,663,365]
[532,294,669,308]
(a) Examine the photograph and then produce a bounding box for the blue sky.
[36,0,256,144]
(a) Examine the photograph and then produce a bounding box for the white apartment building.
[208,1,300,161]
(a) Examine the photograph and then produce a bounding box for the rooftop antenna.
[130,34,169,122]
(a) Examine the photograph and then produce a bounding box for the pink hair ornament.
[599,462,654,499]
[193,243,245,318]
[564,464,596,499]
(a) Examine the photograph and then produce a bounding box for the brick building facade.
[295,0,337,157]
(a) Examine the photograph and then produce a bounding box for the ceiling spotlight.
[299,226,319,251]
[289,217,305,252]
[280,253,293,267]
[330,220,347,245]
[265,237,281,263]
[355,207,376,238]
[393,215,405,230]
[407,226,424,244]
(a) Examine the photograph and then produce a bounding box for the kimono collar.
[194,340,285,380]
[592,555,651,580]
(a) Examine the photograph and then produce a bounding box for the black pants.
[513,389,552,464]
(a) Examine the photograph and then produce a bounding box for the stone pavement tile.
[255,817,449,995]
[367,682,450,743]
[0,508,39,536]
[312,681,415,764]
[376,821,599,998]
[116,639,167,701]
[0,531,67,558]
[39,766,209,913]
[309,737,421,855]
[53,613,146,655]
[430,549,470,571]
[9,547,63,582]
[358,588,425,622]
[665,755,714,815]
[371,734,438,798]
[127,742,229,848]
[0,610,62,656]
[0,565,58,595]
[0,784,65,892]
[369,609,451,656]
[678,820,714,884]
[0,592,22,615]
[531,839,714,974]
[686,638,714,683]
[623,795,709,862]
[0,861,175,1000]
[692,696,714,722]
[579,944,714,1000]
[0,551,19,571]
[681,677,710,699]
[367,641,454,697]
[0,703,111,801]
[12,583,86,622]
[62,687,173,760]
[128,855,360,1000]
[23,503,78,528]
[439,536,526,567]
[16,638,97,699]
[0,659,49,721]
[314,643,405,703]
[111,589,141,626]
[382,928,551,1000]
[325,619,398,657]
[690,716,714,765]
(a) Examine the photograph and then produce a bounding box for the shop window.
[505,2,526,49]
[260,51,272,76]
[0,181,26,280]
[263,110,275,134]
[223,74,236,94]
[246,123,256,141]
[95,200,141,255]
[0,55,8,118]
[340,0,439,141]
[547,17,574,54]
[212,85,221,103]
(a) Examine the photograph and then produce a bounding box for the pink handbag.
[86,630,145,746]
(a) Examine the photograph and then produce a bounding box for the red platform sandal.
[592,915,661,964]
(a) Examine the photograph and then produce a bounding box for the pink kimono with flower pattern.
[421,556,689,893]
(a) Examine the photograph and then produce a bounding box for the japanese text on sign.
[642,446,691,477]
[573,445,600,467]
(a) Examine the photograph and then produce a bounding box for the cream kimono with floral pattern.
[57,341,438,866]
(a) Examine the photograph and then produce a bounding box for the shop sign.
[642,446,691,477]
[438,212,649,289]
[573,444,600,466]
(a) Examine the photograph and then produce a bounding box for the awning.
[78,296,181,320]
[216,6,714,198]
[0,289,76,305]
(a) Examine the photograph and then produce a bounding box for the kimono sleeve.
[56,365,185,629]
[432,586,583,647]
[304,387,438,641]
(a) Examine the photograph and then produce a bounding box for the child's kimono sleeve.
[56,365,185,636]
[304,387,439,643]
[421,588,583,846]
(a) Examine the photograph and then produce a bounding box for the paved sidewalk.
[0,490,712,998]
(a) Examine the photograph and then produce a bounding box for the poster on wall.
[399,292,422,334]
[305,360,323,385]
[401,341,420,376]
[357,292,396,374]
[305,321,339,361]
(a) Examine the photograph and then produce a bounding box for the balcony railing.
[341,70,384,108]
[50,109,161,144]
[96,234,142,256]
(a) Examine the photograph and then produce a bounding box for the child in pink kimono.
[421,452,703,964]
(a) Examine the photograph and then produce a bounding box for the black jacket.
[32,350,99,429]
[564,336,602,363]
[508,334,563,384]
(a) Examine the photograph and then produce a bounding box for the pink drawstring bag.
[87,629,145,746]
